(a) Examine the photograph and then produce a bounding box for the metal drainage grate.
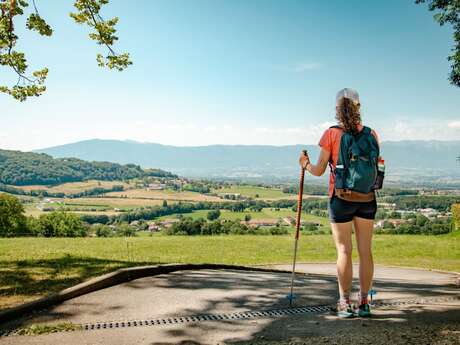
[79,294,460,332]
[81,304,332,331]
[1,294,458,336]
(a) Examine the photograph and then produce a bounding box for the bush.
[93,224,113,237]
[302,222,318,232]
[201,221,223,235]
[36,211,87,237]
[115,223,137,237]
[207,209,221,221]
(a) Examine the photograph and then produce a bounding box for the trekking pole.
[287,150,307,307]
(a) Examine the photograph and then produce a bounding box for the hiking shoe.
[358,303,371,317]
[335,300,355,318]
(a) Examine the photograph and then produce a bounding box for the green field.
[159,208,330,227]
[1,233,458,309]
[212,185,294,199]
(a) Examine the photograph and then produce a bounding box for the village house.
[147,183,166,191]
[159,219,180,228]
[148,223,160,232]
[243,219,279,228]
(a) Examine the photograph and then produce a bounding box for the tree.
[37,210,87,237]
[0,193,27,236]
[452,204,460,230]
[206,209,221,221]
[415,214,429,227]
[244,214,251,222]
[0,0,131,101]
[93,223,112,237]
[416,1,460,87]
[115,223,136,237]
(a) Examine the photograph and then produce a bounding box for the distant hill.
[36,139,460,185]
[0,149,176,186]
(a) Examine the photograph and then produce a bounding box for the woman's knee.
[336,244,353,258]
[357,247,373,260]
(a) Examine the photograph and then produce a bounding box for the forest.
[0,149,176,185]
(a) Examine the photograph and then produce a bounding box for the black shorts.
[328,195,377,223]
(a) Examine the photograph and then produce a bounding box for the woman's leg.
[353,216,374,301]
[331,221,353,302]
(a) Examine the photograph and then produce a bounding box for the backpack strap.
[327,126,343,175]
[329,125,342,130]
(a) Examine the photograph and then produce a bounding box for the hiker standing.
[299,88,384,318]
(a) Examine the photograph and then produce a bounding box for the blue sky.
[2,0,460,150]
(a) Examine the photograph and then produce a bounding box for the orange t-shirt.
[318,125,380,198]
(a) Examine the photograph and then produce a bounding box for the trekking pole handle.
[301,150,309,170]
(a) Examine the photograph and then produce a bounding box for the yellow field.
[24,197,172,217]
[106,188,222,202]
[61,197,170,208]
[13,180,131,194]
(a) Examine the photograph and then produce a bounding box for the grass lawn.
[212,185,294,199]
[0,232,458,310]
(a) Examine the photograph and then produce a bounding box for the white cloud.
[448,120,460,129]
[268,61,322,73]
[377,120,460,142]
[292,62,322,72]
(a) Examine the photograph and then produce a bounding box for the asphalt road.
[1,264,459,345]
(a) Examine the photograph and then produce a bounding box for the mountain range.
[35,139,460,185]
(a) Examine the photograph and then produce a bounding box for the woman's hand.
[298,150,310,170]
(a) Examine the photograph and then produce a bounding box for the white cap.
[336,88,360,105]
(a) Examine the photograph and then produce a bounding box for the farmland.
[12,180,131,194]
[158,208,330,227]
[212,185,295,199]
[106,188,223,202]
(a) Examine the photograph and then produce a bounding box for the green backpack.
[332,126,379,194]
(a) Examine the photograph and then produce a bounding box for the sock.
[359,291,368,305]
[339,294,351,305]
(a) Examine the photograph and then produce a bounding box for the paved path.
[1,264,459,345]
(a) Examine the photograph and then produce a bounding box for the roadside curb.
[257,262,460,276]
[0,264,293,325]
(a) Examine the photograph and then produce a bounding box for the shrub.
[37,211,87,237]
[115,223,137,237]
[93,224,113,237]
[207,209,221,221]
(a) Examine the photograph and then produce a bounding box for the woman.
[299,88,380,318]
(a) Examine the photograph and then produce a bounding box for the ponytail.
[336,98,361,134]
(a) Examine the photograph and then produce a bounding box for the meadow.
[0,232,458,309]
[212,185,295,199]
[158,208,330,227]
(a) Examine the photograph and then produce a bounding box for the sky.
[2,0,460,151]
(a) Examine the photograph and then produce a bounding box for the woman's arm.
[298,148,331,177]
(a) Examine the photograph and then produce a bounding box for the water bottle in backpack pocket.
[373,158,385,190]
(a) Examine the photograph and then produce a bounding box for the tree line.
[0,149,176,186]
[0,183,124,198]
[385,195,460,212]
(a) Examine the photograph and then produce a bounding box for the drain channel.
[1,295,458,336]
[81,304,332,332]
[81,295,460,331]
